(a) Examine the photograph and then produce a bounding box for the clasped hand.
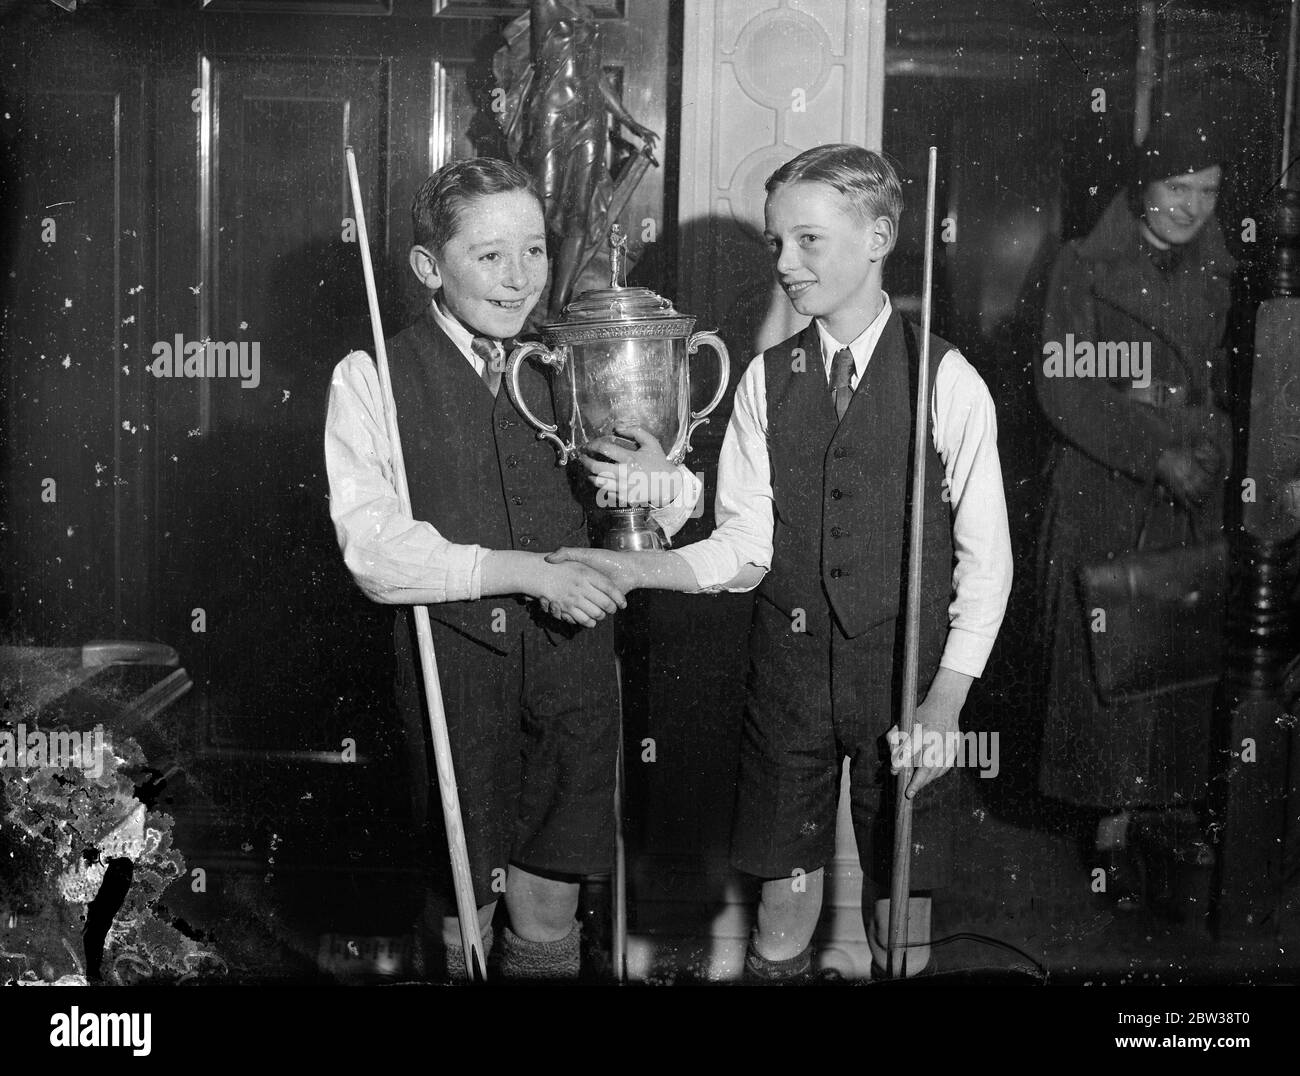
[535,428,675,626]
[535,556,626,628]
[1156,442,1223,511]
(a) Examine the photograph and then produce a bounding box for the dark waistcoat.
[758,310,955,641]
[384,307,588,652]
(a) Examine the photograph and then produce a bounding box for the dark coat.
[1034,191,1235,808]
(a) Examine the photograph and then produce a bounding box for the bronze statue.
[495,0,660,320]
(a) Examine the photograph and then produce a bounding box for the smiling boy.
[324,157,698,980]
[550,143,1012,978]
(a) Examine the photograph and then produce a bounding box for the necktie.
[829,346,855,419]
[471,336,502,396]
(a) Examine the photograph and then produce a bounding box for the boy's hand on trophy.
[581,426,681,508]
[546,547,641,597]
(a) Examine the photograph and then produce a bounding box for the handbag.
[1078,485,1227,703]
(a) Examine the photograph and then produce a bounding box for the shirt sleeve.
[672,355,774,592]
[931,349,1014,677]
[324,350,486,605]
[650,464,704,541]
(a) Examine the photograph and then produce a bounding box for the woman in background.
[1035,101,1235,914]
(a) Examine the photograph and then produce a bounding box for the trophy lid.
[560,284,677,323]
[545,223,692,329]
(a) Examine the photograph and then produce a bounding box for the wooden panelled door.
[0,0,668,797]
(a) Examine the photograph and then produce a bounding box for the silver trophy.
[506,225,730,550]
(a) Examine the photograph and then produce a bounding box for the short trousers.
[395,606,621,907]
[730,596,956,889]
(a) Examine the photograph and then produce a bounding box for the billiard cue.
[613,654,628,983]
[886,145,938,979]
[345,147,487,981]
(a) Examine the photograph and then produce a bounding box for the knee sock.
[495,920,582,981]
[743,934,813,983]
[444,924,494,982]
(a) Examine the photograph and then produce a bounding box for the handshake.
[535,427,682,627]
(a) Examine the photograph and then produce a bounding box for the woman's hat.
[1135,88,1227,189]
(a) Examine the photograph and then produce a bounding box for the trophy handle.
[505,340,573,464]
[681,330,731,461]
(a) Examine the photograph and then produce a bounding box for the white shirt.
[673,294,1012,678]
[324,298,703,606]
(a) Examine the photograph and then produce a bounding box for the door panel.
[0,1,671,891]
[0,48,151,643]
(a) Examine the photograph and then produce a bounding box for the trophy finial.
[608,224,628,289]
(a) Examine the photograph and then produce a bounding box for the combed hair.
[411,157,540,252]
[765,144,904,232]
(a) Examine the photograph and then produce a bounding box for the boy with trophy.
[324,157,699,981]
[549,143,1013,979]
